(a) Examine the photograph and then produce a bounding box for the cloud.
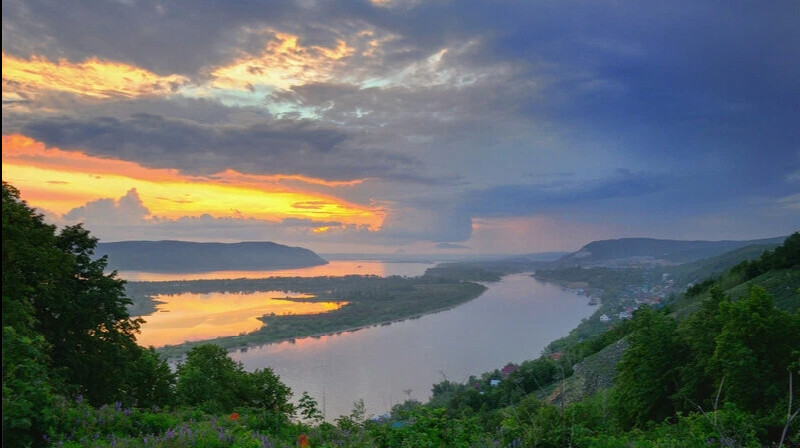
[435,242,470,250]
[777,194,800,211]
[466,170,671,217]
[48,189,469,246]
[63,188,150,226]
[18,113,428,181]
[2,53,189,99]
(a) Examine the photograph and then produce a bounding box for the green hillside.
[726,269,800,312]
[559,235,787,265]
[666,243,779,285]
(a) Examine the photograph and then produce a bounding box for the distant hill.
[559,235,787,265]
[97,240,328,272]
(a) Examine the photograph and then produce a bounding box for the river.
[228,273,595,419]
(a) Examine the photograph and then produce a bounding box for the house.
[490,379,501,387]
[501,363,519,379]
[599,314,611,322]
[618,311,632,320]
[550,352,562,360]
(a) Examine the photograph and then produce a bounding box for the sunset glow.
[115,260,432,281]
[2,53,189,98]
[2,135,383,227]
[136,291,347,347]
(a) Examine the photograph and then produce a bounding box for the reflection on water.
[118,260,436,281]
[136,291,346,347]
[231,274,596,420]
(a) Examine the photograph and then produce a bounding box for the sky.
[2,0,799,255]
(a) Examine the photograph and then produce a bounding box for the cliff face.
[545,337,630,407]
[97,240,328,272]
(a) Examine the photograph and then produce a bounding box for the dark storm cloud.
[466,170,672,218]
[19,113,430,181]
[2,0,299,75]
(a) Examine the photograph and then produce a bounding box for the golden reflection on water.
[118,261,396,281]
[136,291,346,347]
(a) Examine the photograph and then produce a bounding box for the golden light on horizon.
[135,291,347,347]
[115,260,401,281]
[1,53,189,99]
[2,134,383,228]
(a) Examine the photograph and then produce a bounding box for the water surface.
[230,274,595,419]
[137,291,346,347]
[119,260,435,281]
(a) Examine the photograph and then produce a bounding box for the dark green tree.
[613,307,683,428]
[175,344,293,416]
[176,344,245,413]
[675,287,727,411]
[2,182,175,446]
[244,367,294,414]
[43,223,144,404]
[2,182,65,446]
[125,347,176,408]
[711,286,800,414]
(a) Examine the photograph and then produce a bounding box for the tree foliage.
[2,182,175,446]
[176,344,292,416]
[613,307,682,428]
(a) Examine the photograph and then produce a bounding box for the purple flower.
[76,394,83,403]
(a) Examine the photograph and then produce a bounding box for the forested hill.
[559,235,787,265]
[97,240,327,272]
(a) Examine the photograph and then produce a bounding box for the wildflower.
[298,434,310,447]
[76,394,83,403]
[228,412,240,421]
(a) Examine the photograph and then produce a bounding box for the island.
[126,274,487,357]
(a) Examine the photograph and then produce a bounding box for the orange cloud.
[2,53,189,99]
[2,134,382,228]
[208,31,354,91]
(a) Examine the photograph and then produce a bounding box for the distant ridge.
[97,240,328,272]
[559,235,788,265]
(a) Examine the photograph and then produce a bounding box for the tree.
[675,287,727,411]
[125,347,176,408]
[711,286,800,413]
[613,307,683,428]
[244,367,293,415]
[175,344,293,416]
[2,182,176,446]
[2,182,61,446]
[298,392,323,424]
[176,344,246,413]
[43,223,145,404]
